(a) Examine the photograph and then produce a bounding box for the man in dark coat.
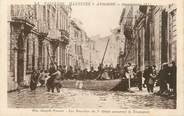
[46,64,62,93]
[169,61,176,95]
[30,69,39,90]
[38,70,46,87]
[82,68,88,80]
[143,66,149,88]
[157,63,169,94]
[115,64,121,79]
[136,68,142,91]
[65,66,73,79]
[89,66,95,79]
[146,66,155,93]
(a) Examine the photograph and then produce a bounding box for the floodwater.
[8,87,176,109]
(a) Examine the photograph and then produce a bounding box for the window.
[56,10,59,29]
[34,5,37,20]
[75,44,77,54]
[47,9,50,29]
[62,15,64,30]
[62,47,65,65]
[60,46,62,65]
[42,45,45,69]
[66,18,68,31]
[43,6,46,22]
[64,16,66,30]
[52,12,55,29]
[80,32,82,38]
[26,39,29,70]
[32,40,35,70]
[60,13,62,29]
[26,38,33,73]
[74,30,78,38]
[47,45,50,69]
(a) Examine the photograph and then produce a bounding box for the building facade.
[118,4,177,71]
[69,19,84,69]
[134,4,177,70]
[68,19,97,70]
[8,3,71,91]
[118,6,139,67]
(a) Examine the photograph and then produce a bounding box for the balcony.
[50,38,60,48]
[11,17,35,27]
[11,5,36,26]
[38,32,48,42]
[10,17,35,36]
[59,29,69,44]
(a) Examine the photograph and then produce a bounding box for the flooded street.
[7,2,178,111]
[8,87,176,109]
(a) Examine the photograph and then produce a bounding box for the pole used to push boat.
[101,38,110,65]
[97,38,110,79]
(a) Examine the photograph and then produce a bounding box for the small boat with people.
[31,38,133,92]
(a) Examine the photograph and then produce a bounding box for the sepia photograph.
[6,1,179,110]
[0,0,183,116]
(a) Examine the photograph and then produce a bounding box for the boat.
[46,37,130,91]
[61,79,129,91]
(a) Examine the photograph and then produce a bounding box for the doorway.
[161,10,168,63]
[17,32,24,85]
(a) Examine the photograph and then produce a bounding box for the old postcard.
[0,0,184,116]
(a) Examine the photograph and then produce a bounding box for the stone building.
[81,36,98,70]
[167,4,177,63]
[91,33,120,67]
[118,4,176,71]
[68,19,96,70]
[69,19,84,69]
[134,4,177,70]
[118,6,139,67]
[8,3,71,91]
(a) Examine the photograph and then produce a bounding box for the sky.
[71,5,124,37]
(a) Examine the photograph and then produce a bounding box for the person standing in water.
[46,64,62,93]
[30,69,39,91]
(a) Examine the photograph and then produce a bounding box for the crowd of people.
[29,61,176,96]
[122,61,176,96]
[29,63,123,92]
[156,61,176,96]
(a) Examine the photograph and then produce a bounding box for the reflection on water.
[8,87,176,109]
